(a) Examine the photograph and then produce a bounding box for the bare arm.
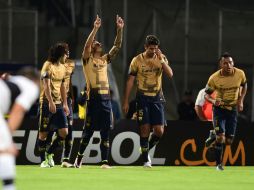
[238,83,247,112]
[8,104,26,132]
[122,75,135,114]
[107,15,124,61]
[61,82,70,116]
[43,78,56,113]
[195,105,207,121]
[82,15,101,60]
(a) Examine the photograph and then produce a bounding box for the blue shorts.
[38,102,68,132]
[212,106,238,138]
[85,99,113,131]
[136,95,165,126]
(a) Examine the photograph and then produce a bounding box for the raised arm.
[107,15,124,62]
[82,15,101,60]
[156,49,173,78]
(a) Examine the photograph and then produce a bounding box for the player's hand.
[212,98,222,107]
[94,15,101,29]
[155,48,163,60]
[5,144,18,156]
[122,101,129,114]
[116,15,124,29]
[237,100,244,112]
[49,102,56,113]
[63,103,70,116]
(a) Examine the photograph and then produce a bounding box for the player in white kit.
[0,67,39,190]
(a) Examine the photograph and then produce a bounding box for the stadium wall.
[15,118,254,166]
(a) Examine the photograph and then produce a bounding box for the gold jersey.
[63,59,75,96]
[82,55,110,99]
[40,61,66,104]
[129,53,168,96]
[206,67,247,110]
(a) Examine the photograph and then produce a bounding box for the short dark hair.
[145,35,160,46]
[220,52,232,60]
[17,66,40,81]
[48,42,69,63]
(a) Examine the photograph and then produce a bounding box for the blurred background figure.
[0,67,39,190]
[177,90,197,121]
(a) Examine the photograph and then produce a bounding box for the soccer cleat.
[100,160,112,169]
[101,164,112,169]
[216,164,224,171]
[74,156,83,168]
[205,130,216,148]
[143,161,152,168]
[45,153,55,167]
[61,161,74,168]
[40,160,51,168]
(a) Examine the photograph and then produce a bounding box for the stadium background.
[1,0,254,121]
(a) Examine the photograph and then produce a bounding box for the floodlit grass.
[15,165,254,190]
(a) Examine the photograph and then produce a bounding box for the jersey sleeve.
[240,70,247,86]
[195,89,206,106]
[41,62,51,79]
[128,57,138,76]
[205,76,216,94]
[11,77,39,111]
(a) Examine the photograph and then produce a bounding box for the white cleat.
[101,164,112,169]
[61,161,74,168]
[74,157,82,168]
[45,153,55,167]
[40,160,51,168]
[143,161,152,168]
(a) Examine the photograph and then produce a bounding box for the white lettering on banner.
[111,132,166,165]
[15,130,166,165]
[76,131,102,163]
[13,130,25,150]
[149,146,166,165]
[26,131,40,163]
[111,132,140,164]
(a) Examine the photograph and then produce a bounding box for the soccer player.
[37,42,70,168]
[74,15,124,169]
[122,35,173,168]
[0,67,39,190]
[195,88,216,147]
[205,52,247,171]
[61,59,75,167]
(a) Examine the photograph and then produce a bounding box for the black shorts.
[213,106,238,138]
[38,102,68,132]
[85,99,113,131]
[136,94,165,126]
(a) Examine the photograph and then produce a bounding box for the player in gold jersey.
[122,35,173,167]
[205,52,247,171]
[74,15,124,169]
[37,42,70,168]
[61,59,75,167]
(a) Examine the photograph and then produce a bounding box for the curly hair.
[145,35,160,46]
[48,42,69,63]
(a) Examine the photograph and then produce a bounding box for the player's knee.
[3,179,14,186]
[225,137,234,145]
[101,140,110,148]
[216,134,225,143]
[66,140,73,146]
[38,132,48,140]
[58,129,68,139]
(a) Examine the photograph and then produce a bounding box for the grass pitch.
[16,166,254,190]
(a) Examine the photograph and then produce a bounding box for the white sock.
[3,184,16,190]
